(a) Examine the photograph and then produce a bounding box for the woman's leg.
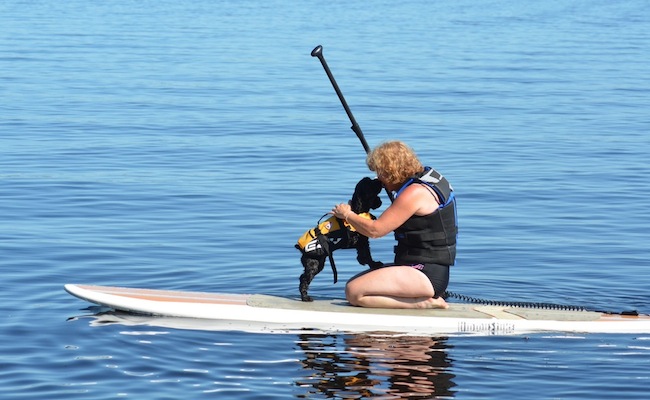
[345,266,449,309]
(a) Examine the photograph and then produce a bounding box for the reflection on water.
[77,311,457,398]
[295,333,456,399]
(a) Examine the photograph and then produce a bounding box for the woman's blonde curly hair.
[366,141,424,187]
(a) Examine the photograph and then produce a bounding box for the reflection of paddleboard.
[64,284,650,335]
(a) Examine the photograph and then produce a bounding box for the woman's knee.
[345,281,361,306]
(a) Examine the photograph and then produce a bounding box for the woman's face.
[376,169,399,192]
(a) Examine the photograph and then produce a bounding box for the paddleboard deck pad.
[65,284,650,335]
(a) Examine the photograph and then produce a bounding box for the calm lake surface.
[2,0,649,398]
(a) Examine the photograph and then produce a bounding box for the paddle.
[311,45,394,202]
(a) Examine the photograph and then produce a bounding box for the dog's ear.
[351,177,376,213]
[370,196,382,210]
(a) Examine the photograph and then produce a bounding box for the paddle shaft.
[311,45,394,202]
[311,45,370,153]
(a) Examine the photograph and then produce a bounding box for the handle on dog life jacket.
[311,45,395,203]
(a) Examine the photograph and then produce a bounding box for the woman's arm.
[332,184,436,238]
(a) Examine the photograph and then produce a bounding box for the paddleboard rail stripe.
[73,285,249,305]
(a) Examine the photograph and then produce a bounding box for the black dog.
[295,177,384,302]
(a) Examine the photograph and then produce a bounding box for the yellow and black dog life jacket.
[296,212,375,283]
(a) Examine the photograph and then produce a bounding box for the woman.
[331,141,457,309]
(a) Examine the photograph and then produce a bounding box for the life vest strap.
[314,224,340,284]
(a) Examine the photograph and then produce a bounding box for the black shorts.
[383,262,450,298]
[411,263,450,298]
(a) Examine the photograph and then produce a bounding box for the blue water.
[2,0,650,398]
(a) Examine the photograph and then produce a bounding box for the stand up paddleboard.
[64,284,650,335]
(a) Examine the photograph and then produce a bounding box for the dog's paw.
[368,261,384,269]
[300,294,314,302]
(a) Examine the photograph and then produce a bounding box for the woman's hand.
[331,203,352,220]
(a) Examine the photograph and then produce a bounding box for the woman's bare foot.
[419,296,449,309]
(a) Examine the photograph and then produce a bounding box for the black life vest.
[393,167,458,266]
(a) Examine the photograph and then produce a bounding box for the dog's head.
[350,177,383,213]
